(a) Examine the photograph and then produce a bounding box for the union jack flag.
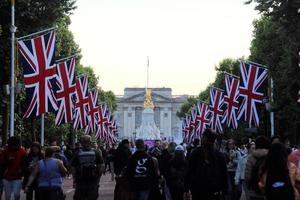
[182,115,193,143]
[105,113,118,144]
[85,89,99,134]
[55,57,76,125]
[189,108,198,138]
[237,61,268,127]
[195,102,210,137]
[73,76,89,130]
[222,74,240,129]
[18,30,57,118]
[209,88,225,133]
[96,104,109,139]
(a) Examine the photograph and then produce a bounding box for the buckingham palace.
[114,88,188,141]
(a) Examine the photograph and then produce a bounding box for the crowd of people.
[0,130,300,200]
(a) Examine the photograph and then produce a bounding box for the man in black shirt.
[126,139,157,200]
[184,129,227,200]
[71,135,104,200]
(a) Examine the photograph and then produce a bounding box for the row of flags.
[17,29,117,144]
[182,61,268,143]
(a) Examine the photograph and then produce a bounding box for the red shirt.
[2,147,27,180]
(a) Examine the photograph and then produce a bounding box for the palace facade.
[114,88,188,141]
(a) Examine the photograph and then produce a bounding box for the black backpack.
[249,155,266,194]
[196,149,223,193]
[169,165,185,188]
[76,149,99,182]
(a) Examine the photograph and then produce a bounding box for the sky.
[69,0,258,95]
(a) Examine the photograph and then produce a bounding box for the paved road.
[17,173,115,200]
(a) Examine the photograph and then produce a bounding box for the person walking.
[165,145,187,200]
[24,147,67,200]
[2,137,27,200]
[23,142,44,200]
[258,143,300,200]
[184,129,228,200]
[235,138,250,200]
[107,144,116,181]
[126,139,157,200]
[245,135,270,200]
[114,139,132,200]
[71,135,104,200]
[225,139,241,200]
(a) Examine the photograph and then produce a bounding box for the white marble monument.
[136,89,161,140]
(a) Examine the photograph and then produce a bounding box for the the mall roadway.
[19,173,115,200]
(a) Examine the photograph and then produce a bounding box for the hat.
[175,145,184,152]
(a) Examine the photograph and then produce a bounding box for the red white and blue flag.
[96,104,109,139]
[182,115,193,143]
[237,61,268,127]
[190,108,199,139]
[18,30,57,118]
[222,74,240,129]
[55,57,76,125]
[195,102,210,137]
[73,76,89,129]
[209,87,224,133]
[85,89,99,134]
[105,113,118,144]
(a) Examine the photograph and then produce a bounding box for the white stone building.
[114,88,188,141]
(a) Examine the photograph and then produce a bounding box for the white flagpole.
[147,56,149,89]
[41,114,45,146]
[10,0,16,137]
[270,78,275,137]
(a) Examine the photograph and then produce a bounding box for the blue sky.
[70,0,258,95]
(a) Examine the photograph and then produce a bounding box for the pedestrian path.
[18,174,115,200]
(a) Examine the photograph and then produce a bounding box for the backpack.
[196,148,223,193]
[249,155,266,194]
[169,165,185,188]
[76,149,99,182]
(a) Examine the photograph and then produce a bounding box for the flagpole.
[270,78,275,137]
[16,27,55,41]
[41,114,45,146]
[147,56,149,89]
[56,55,77,63]
[10,0,16,137]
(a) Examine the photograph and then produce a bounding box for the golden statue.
[144,88,154,110]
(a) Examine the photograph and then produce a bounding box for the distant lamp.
[3,84,10,95]
[263,97,272,112]
[16,83,23,94]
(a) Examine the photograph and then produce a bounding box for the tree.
[176,96,198,118]
[177,58,240,119]
[0,1,117,145]
[0,0,76,144]
[246,0,300,142]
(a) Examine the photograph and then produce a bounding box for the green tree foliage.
[0,1,117,145]
[177,58,240,118]
[247,0,300,141]
[99,90,117,112]
[76,64,99,88]
[176,96,198,118]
